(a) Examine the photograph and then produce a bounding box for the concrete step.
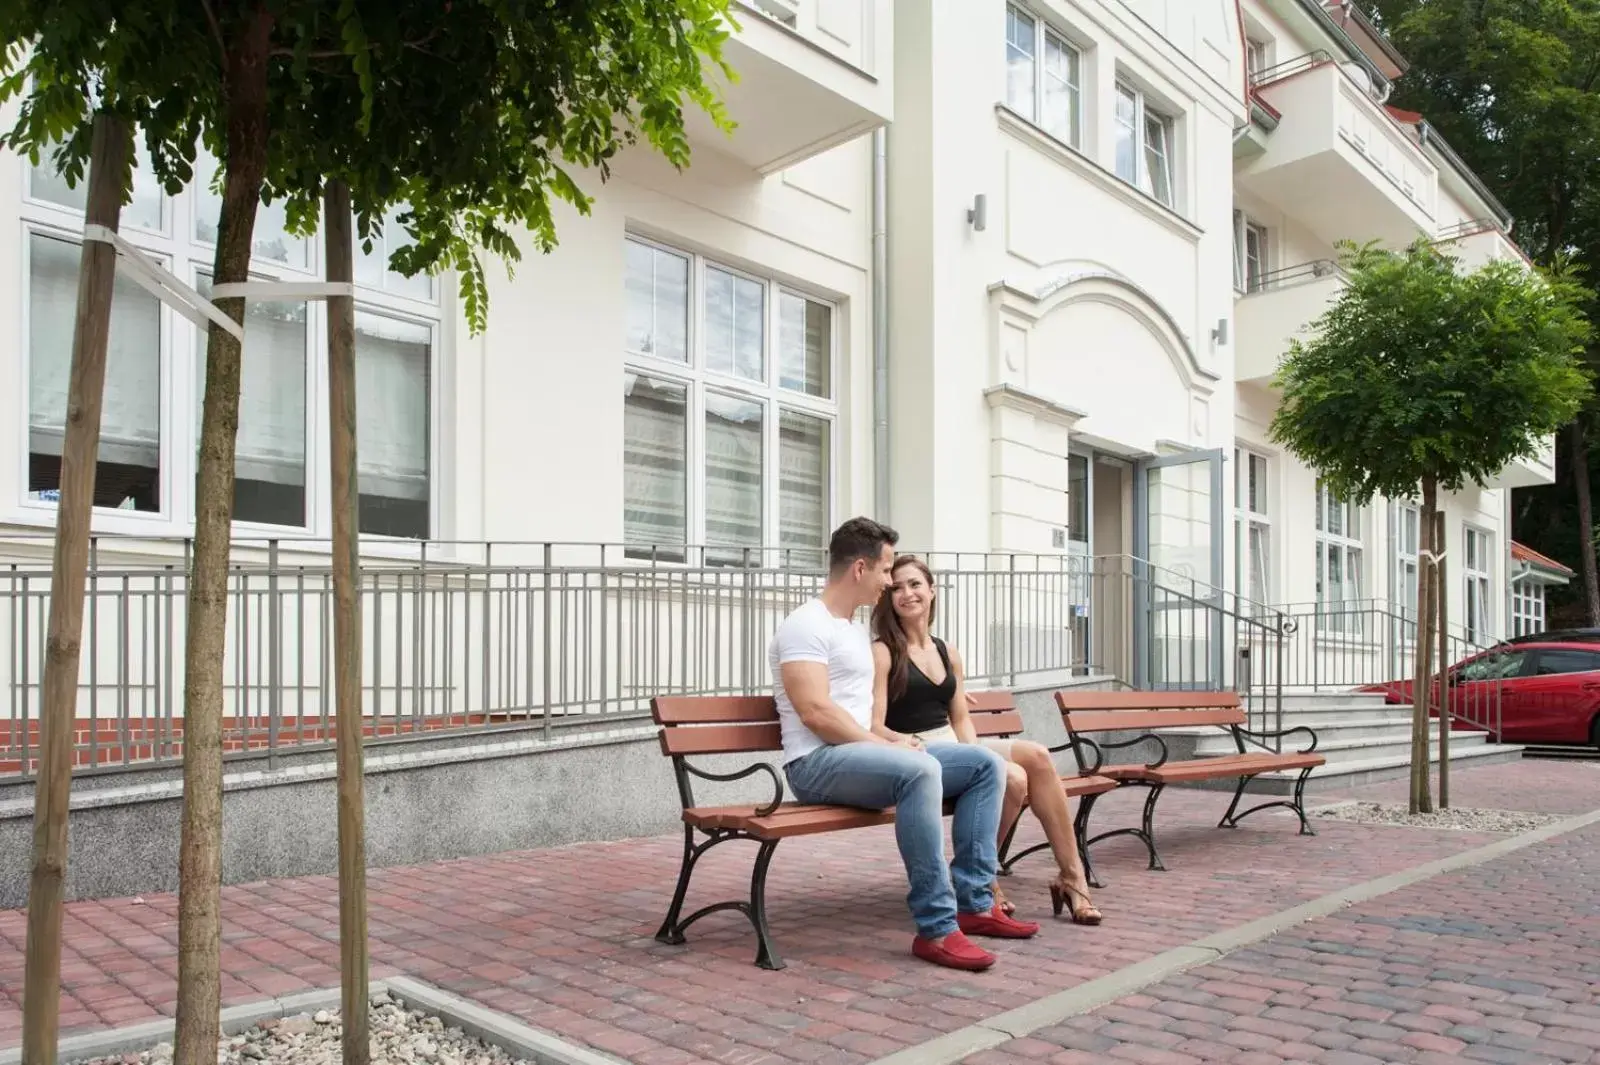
[1276,691,1392,711]
[1181,738,1523,794]
[1185,727,1493,768]
[1263,705,1416,729]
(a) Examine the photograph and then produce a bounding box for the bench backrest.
[1054,689,1244,734]
[966,690,1025,739]
[652,696,781,756]
[652,689,1024,755]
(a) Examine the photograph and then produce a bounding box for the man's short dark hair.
[828,517,899,573]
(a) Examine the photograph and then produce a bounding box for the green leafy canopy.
[1269,241,1594,504]
[1,0,739,333]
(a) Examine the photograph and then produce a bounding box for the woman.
[870,555,1102,924]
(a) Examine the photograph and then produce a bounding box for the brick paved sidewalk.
[1,759,1597,1064]
[967,811,1600,1065]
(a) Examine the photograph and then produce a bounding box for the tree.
[5,3,735,1063]
[1366,0,1600,625]
[1270,240,1591,813]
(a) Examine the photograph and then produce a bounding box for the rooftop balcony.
[1234,260,1347,384]
[685,0,893,173]
[1238,53,1437,247]
[1485,436,1557,491]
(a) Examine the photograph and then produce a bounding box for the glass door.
[1133,449,1225,689]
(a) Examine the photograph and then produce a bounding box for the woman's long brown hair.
[872,555,938,704]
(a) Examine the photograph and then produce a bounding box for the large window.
[1315,479,1363,634]
[1394,502,1420,622]
[1005,4,1083,148]
[1114,83,1176,207]
[622,236,835,564]
[22,148,440,539]
[1465,526,1493,644]
[1233,449,1271,610]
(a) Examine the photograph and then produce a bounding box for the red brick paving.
[1,759,1597,1064]
[973,804,1600,1064]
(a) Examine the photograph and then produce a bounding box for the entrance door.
[1133,449,1225,689]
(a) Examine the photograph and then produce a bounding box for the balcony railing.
[1242,259,1344,296]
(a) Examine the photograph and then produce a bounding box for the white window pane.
[778,293,831,397]
[354,311,431,538]
[705,267,764,382]
[1005,6,1037,120]
[1042,34,1079,145]
[196,273,308,527]
[355,210,435,301]
[779,409,829,565]
[1144,114,1173,205]
[193,147,309,268]
[624,239,689,363]
[1248,454,1266,514]
[28,233,162,512]
[623,373,688,552]
[1114,86,1139,182]
[31,141,164,232]
[705,393,763,557]
[1249,522,1270,604]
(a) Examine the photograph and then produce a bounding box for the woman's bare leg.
[1012,741,1100,921]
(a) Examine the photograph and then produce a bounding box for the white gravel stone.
[1313,800,1565,834]
[69,997,535,1065]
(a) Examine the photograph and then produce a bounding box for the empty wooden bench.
[1053,690,1325,878]
[652,691,1114,969]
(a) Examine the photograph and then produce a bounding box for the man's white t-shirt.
[769,598,875,764]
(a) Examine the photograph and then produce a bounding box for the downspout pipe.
[872,126,890,521]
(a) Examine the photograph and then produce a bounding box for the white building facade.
[0,0,1557,753]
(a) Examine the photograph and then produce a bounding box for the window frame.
[1511,579,1546,638]
[13,151,447,547]
[1232,447,1271,611]
[1232,211,1269,293]
[621,233,840,564]
[1314,479,1364,635]
[1464,525,1494,644]
[1114,80,1178,208]
[1004,3,1084,149]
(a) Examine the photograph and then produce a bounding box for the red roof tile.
[1512,541,1575,577]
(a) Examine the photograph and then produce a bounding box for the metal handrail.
[1243,259,1344,296]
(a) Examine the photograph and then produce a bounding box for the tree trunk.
[21,112,131,1065]
[324,180,370,1065]
[174,12,274,1065]
[1571,421,1600,625]
[1410,478,1438,815]
[1434,509,1450,810]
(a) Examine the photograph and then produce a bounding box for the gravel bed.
[72,991,538,1065]
[1312,800,1566,834]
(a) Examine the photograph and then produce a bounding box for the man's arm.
[781,660,891,747]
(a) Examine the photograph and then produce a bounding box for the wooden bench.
[651,690,1115,969]
[1053,690,1325,878]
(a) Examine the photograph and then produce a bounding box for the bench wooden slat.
[966,690,1017,712]
[970,709,1024,737]
[1062,707,1246,732]
[659,722,783,755]
[653,695,778,725]
[1055,690,1242,711]
[1099,752,1324,783]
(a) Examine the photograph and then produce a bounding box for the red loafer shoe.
[958,904,1041,939]
[911,930,996,971]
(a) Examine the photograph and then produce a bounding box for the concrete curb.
[869,804,1600,1065]
[0,977,621,1065]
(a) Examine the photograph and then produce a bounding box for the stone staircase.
[1165,691,1523,793]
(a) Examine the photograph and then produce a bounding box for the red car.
[1360,639,1600,748]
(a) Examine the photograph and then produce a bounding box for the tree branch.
[199,0,227,67]
[270,28,443,60]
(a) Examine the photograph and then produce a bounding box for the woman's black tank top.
[884,638,956,734]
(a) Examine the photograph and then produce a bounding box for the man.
[771,517,1038,971]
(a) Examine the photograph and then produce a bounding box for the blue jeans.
[785,741,1005,938]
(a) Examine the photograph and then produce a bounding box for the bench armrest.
[1236,724,1318,754]
[684,760,787,816]
[1054,732,1168,775]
